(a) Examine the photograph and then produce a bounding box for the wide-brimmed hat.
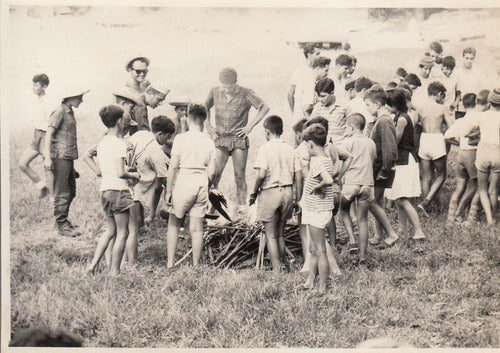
[168,95,190,109]
[112,87,143,105]
[61,89,90,101]
[125,56,150,71]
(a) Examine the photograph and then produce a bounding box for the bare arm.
[249,168,267,205]
[395,116,407,145]
[338,157,353,181]
[117,158,140,180]
[165,154,180,205]
[311,169,334,195]
[443,111,455,132]
[287,84,296,112]
[43,127,55,170]
[82,145,101,176]
[236,103,270,137]
[294,171,303,203]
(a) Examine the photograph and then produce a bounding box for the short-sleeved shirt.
[301,156,335,212]
[48,103,78,160]
[254,139,300,190]
[464,110,500,147]
[33,94,54,131]
[295,141,310,179]
[310,103,347,143]
[343,135,376,186]
[97,135,129,192]
[456,65,488,96]
[205,85,264,135]
[171,131,216,174]
[128,131,169,203]
[130,94,149,131]
[444,112,478,150]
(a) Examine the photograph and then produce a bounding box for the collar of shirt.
[61,103,73,114]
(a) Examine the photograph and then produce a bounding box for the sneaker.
[58,223,82,237]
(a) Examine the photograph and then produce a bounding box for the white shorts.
[301,208,332,229]
[170,172,209,219]
[385,154,421,200]
[418,133,446,161]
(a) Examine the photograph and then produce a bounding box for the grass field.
[6,7,500,349]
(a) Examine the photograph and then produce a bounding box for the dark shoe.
[39,186,50,199]
[58,223,81,237]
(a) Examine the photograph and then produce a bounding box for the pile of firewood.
[174,222,304,269]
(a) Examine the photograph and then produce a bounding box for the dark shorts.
[101,190,134,217]
[215,134,249,153]
[30,129,46,153]
[456,149,477,180]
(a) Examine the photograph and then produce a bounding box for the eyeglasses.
[133,69,148,75]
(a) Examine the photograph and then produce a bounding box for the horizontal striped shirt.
[301,156,335,212]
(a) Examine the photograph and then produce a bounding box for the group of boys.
[20,42,499,282]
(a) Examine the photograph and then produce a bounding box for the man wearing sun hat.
[125,56,151,94]
[205,67,270,219]
[129,82,170,135]
[112,86,143,136]
[43,88,89,237]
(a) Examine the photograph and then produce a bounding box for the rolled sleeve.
[246,89,264,110]
[48,108,64,130]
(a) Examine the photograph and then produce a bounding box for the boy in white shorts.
[299,124,336,294]
[415,81,455,216]
[165,104,218,268]
[463,88,500,224]
[249,115,302,272]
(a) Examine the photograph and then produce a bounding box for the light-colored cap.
[125,56,150,71]
[112,87,143,105]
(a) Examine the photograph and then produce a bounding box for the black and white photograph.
[1,1,499,350]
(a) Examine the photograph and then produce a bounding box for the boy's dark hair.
[477,89,490,105]
[463,47,476,57]
[115,96,137,106]
[355,76,373,92]
[305,116,328,132]
[263,115,283,136]
[303,43,317,58]
[346,113,366,131]
[11,327,82,347]
[293,119,308,134]
[427,81,446,96]
[345,80,356,91]
[315,78,335,95]
[397,82,412,94]
[387,89,408,113]
[396,67,407,78]
[397,86,413,101]
[151,115,176,134]
[387,81,398,89]
[351,55,358,65]
[404,73,422,88]
[302,124,327,147]
[311,56,331,69]
[442,56,456,70]
[429,41,443,54]
[335,54,353,67]
[364,86,388,106]
[99,105,124,128]
[187,104,207,124]
[33,73,49,87]
[462,93,477,109]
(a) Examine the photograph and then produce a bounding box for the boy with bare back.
[415,81,455,216]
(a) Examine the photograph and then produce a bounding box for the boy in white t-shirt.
[249,115,302,272]
[18,74,53,198]
[166,104,218,268]
[85,105,141,276]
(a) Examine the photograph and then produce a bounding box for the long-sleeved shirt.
[370,114,398,179]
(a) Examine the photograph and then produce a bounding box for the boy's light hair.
[302,124,327,147]
[462,93,476,109]
[427,81,446,97]
[364,86,388,106]
[463,47,476,57]
[346,113,366,131]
